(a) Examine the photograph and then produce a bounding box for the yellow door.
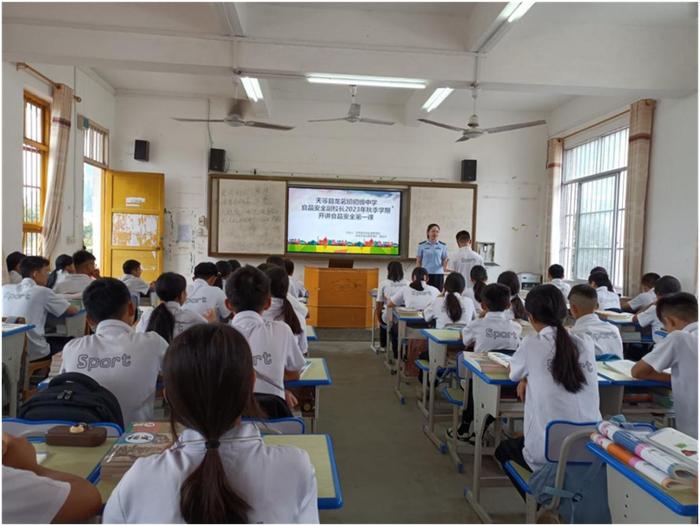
[102,171,164,283]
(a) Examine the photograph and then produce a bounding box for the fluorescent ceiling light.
[307,73,426,89]
[422,87,454,112]
[240,77,263,102]
[507,0,534,23]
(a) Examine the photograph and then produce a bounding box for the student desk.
[306,325,318,342]
[384,307,423,374]
[286,357,332,433]
[32,438,118,483]
[587,442,697,523]
[45,308,87,338]
[597,311,654,345]
[2,323,34,416]
[393,309,429,403]
[95,434,343,510]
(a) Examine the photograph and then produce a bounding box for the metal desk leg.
[394,320,407,403]
[384,313,396,372]
[422,339,447,450]
[312,386,319,433]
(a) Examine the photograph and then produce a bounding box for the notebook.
[604,359,671,378]
[487,352,513,369]
[645,428,698,474]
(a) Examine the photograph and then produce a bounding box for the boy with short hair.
[633,275,682,344]
[120,259,153,296]
[182,262,230,321]
[5,251,25,284]
[568,284,623,359]
[53,250,97,295]
[60,278,168,425]
[450,230,483,288]
[2,256,78,360]
[226,265,306,418]
[284,258,307,299]
[547,264,571,299]
[622,272,659,313]
[632,292,698,438]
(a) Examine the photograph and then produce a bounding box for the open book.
[595,310,635,324]
[487,352,513,369]
[646,428,698,475]
[603,359,671,378]
[300,360,313,377]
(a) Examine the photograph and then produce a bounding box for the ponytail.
[148,272,188,342]
[262,265,301,334]
[443,272,465,322]
[510,295,528,321]
[498,271,527,320]
[281,298,302,335]
[470,265,488,303]
[48,254,73,289]
[146,303,176,343]
[589,271,614,292]
[410,267,429,291]
[46,269,60,289]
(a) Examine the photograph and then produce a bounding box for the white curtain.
[542,138,563,277]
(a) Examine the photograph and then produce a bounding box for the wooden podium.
[305,267,378,328]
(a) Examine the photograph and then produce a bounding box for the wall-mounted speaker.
[209,148,226,172]
[461,159,477,182]
[134,140,150,161]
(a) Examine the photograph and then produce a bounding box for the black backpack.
[19,372,124,429]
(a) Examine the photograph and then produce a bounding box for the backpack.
[19,372,124,429]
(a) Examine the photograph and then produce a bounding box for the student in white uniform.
[53,250,96,296]
[136,272,211,342]
[632,293,698,438]
[46,254,75,289]
[588,271,621,311]
[387,267,440,311]
[213,260,233,290]
[376,261,409,351]
[450,230,483,289]
[183,262,231,321]
[227,265,306,418]
[60,278,168,425]
[463,264,488,315]
[263,258,309,321]
[120,259,153,297]
[6,251,25,285]
[633,275,682,344]
[103,323,319,524]
[568,284,623,359]
[262,265,308,355]
[284,258,307,299]
[495,285,600,498]
[424,272,475,328]
[547,264,571,300]
[3,432,102,523]
[498,271,528,321]
[2,256,78,360]
[622,272,659,313]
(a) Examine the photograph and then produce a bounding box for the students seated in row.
[387,267,440,311]
[424,272,475,328]
[463,264,488,315]
[376,261,409,350]
[285,258,307,299]
[264,256,309,322]
[588,271,620,311]
[3,432,102,523]
[568,285,623,359]
[136,272,211,342]
[53,250,97,295]
[497,271,528,321]
[622,272,659,313]
[262,265,308,355]
[214,260,233,290]
[6,251,25,284]
[632,292,698,438]
[2,256,78,360]
[60,278,168,425]
[226,265,306,418]
[633,275,682,344]
[103,323,319,523]
[495,285,600,495]
[184,262,230,321]
[46,254,75,289]
[547,263,570,299]
[450,230,483,289]
[120,259,154,297]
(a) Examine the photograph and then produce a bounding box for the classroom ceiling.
[3,2,697,121]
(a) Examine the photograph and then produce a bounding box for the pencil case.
[46,424,107,447]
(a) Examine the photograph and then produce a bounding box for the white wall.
[111,95,548,283]
[2,62,116,261]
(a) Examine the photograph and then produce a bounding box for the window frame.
[81,116,109,170]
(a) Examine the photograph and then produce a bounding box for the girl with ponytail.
[463,265,488,314]
[47,254,74,289]
[494,284,600,497]
[387,267,440,311]
[424,272,475,328]
[262,265,308,355]
[588,271,621,310]
[103,324,319,523]
[497,271,528,321]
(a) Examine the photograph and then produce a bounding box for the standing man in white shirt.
[183,262,231,321]
[53,250,97,296]
[568,284,623,359]
[450,230,483,289]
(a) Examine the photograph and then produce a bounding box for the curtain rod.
[16,63,82,103]
[561,109,630,140]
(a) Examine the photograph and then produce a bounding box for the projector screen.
[287,186,402,256]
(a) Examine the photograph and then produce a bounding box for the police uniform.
[135,301,207,338]
[424,293,475,329]
[183,278,230,320]
[570,313,623,358]
[462,311,522,353]
[416,240,448,290]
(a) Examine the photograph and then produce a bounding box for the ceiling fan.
[308,85,394,126]
[418,83,545,142]
[171,99,294,131]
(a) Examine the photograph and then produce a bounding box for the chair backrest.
[243,417,305,435]
[2,417,123,438]
[2,316,26,324]
[545,421,599,464]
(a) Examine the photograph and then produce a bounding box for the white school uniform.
[231,311,306,400]
[462,286,483,315]
[183,278,229,320]
[570,313,623,358]
[636,304,665,343]
[2,465,71,524]
[52,269,71,288]
[135,301,207,338]
[60,320,167,425]
[288,293,308,320]
[103,423,319,523]
[550,278,571,299]
[390,284,440,311]
[451,246,483,286]
[462,311,522,353]
[628,288,655,311]
[288,276,307,298]
[9,270,22,284]
[509,326,601,471]
[424,293,475,329]
[377,278,409,323]
[642,322,698,438]
[53,273,94,295]
[2,278,70,360]
[595,286,621,311]
[263,297,309,355]
[120,274,150,296]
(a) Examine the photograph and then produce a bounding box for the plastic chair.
[243,417,306,434]
[2,417,123,438]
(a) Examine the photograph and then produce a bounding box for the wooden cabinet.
[305,267,378,328]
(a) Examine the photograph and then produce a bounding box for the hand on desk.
[285,390,299,410]
[2,433,38,472]
[517,379,527,402]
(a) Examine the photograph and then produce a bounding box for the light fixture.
[306,73,426,89]
[507,0,534,23]
[240,77,263,102]
[421,87,454,112]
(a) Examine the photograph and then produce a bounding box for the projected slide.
[287,187,402,256]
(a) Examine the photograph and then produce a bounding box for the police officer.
[416,223,448,291]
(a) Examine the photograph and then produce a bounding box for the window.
[22,92,50,255]
[82,120,108,267]
[559,127,629,288]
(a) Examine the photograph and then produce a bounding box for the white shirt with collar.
[377,278,409,323]
[103,423,319,524]
[288,276,307,299]
[120,274,150,296]
[2,278,70,360]
[8,270,22,284]
[390,284,440,311]
[462,311,522,353]
[60,319,168,425]
[231,311,306,400]
[642,322,698,438]
[570,313,623,358]
[636,304,665,343]
[550,278,571,299]
[263,297,309,355]
[53,273,94,295]
[135,301,207,338]
[509,326,601,471]
[595,286,621,311]
[462,286,483,315]
[2,465,71,524]
[53,269,71,287]
[629,288,655,311]
[183,278,230,320]
[424,292,475,329]
[451,246,484,285]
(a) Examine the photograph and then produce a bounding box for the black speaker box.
[134,140,150,161]
[209,148,226,172]
[461,159,477,182]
